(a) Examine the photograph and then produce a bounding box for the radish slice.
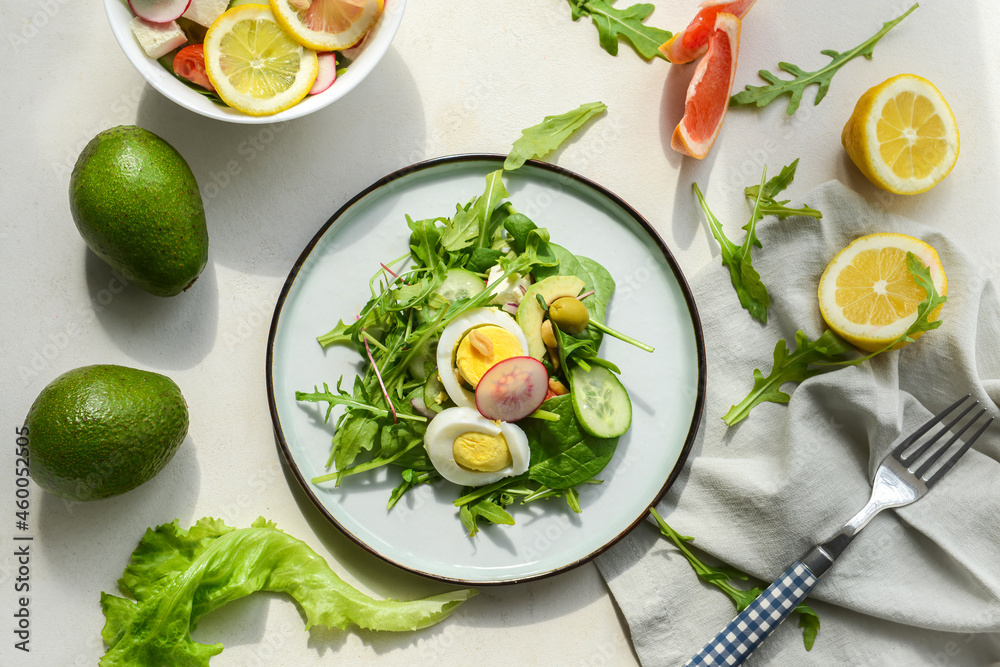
[475,356,549,422]
[128,0,192,23]
[309,53,338,95]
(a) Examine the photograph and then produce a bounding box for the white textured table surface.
[2,0,999,665]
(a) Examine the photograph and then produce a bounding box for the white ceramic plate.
[267,156,705,584]
[103,0,406,124]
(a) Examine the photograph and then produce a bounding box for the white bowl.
[103,0,406,124]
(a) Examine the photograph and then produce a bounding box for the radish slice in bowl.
[309,52,338,95]
[128,0,191,23]
[475,356,549,422]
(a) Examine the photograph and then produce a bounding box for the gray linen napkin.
[597,180,1000,666]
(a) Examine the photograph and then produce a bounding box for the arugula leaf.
[649,509,820,651]
[388,468,436,509]
[407,215,445,269]
[694,172,771,323]
[329,411,381,473]
[504,102,607,171]
[100,517,476,666]
[697,162,824,324]
[317,319,354,348]
[725,253,947,425]
[460,498,516,536]
[441,170,508,251]
[723,329,852,426]
[744,159,823,222]
[297,378,427,477]
[522,394,619,489]
[567,0,672,60]
[296,379,400,423]
[885,252,948,345]
[730,3,918,114]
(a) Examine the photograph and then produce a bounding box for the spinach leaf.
[467,247,504,274]
[532,243,586,283]
[504,213,542,254]
[577,255,615,326]
[502,216,558,275]
[523,395,619,489]
[505,102,607,170]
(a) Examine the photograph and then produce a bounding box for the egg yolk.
[453,430,512,473]
[455,325,523,387]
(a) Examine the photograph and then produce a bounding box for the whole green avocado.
[69,126,208,297]
[24,364,189,501]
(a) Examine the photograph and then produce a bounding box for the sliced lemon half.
[842,74,959,195]
[818,233,947,352]
[204,4,318,116]
[270,0,383,51]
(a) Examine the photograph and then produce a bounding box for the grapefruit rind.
[671,13,741,159]
[270,0,383,51]
[659,0,757,64]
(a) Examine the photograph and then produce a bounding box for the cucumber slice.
[435,268,486,303]
[423,374,448,413]
[569,365,631,438]
[407,337,437,380]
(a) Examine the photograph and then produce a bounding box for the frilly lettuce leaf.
[100,517,476,666]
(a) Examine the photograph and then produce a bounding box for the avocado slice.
[517,275,585,359]
[69,126,208,297]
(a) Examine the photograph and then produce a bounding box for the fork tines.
[890,395,994,488]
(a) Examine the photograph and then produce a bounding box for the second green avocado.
[69,125,208,297]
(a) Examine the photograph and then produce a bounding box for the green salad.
[297,166,652,536]
[293,102,650,535]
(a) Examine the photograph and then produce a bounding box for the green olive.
[548,297,590,334]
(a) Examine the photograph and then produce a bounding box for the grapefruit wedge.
[671,12,741,159]
[659,0,756,64]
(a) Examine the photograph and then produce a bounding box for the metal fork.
[685,395,993,667]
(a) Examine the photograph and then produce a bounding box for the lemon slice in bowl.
[818,233,947,352]
[270,0,383,51]
[842,74,959,195]
[204,4,318,116]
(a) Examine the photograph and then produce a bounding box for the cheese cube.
[129,17,187,59]
[182,0,230,28]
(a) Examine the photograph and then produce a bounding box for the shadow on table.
[36,432,202,576]
[84,248,219,369]
[132,47,426,282]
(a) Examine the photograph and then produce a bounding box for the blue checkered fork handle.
[685,562,818,666]
[683,396,991,666]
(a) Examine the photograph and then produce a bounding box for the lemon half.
[818,233,947,352]
[842,74,959,195]
[204,4,318,116]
